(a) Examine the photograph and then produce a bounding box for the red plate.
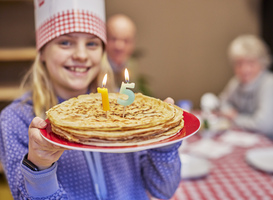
[40,111,200,153]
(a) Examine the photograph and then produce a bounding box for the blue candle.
[117,68,135,106]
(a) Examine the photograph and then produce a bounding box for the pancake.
[46,93,184,146]
[51,105,182,138]
[47,93,176,130]
[51,118,184,146]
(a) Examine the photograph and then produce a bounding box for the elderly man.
[103,14,150,94]
[102,14,137,89]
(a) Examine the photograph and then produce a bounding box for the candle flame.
[102,74,107,87]
[125,68,129,82]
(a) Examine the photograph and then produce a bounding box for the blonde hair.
[21,52,115,119]
[228,34,272,68]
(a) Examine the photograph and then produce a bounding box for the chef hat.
[34,0,106,50]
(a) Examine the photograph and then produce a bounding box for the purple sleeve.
[141,141,182,199]
[0,102,68,199]
[21,162,60,197]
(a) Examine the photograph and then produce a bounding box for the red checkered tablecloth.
[169,133,273,200]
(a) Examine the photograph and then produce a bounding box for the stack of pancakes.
[46,93,184,146]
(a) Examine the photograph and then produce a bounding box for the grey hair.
[228,34,272,68]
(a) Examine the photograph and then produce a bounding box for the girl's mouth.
[65,66,91,73]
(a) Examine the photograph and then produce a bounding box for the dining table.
[153,113,273,200]
[173,128,273,200]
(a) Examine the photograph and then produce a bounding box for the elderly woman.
[219,34,273,137]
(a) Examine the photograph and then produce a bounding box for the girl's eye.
[59,40,72,46]
[87,41,98,47]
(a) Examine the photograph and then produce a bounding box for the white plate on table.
[245,147,273,173]
[180,154,212,179]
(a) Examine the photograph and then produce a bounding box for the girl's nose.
[72,44,88,62]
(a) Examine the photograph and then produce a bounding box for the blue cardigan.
[0,93,181,200]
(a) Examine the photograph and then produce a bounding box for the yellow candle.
[97,74,110,111]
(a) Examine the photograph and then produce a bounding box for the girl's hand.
[27,117,67,170]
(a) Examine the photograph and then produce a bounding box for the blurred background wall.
[0,0,261,109]
[106,0,261,108]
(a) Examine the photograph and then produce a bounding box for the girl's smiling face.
[40,32,103,99]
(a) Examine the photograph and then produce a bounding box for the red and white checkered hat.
[34,0,106,50]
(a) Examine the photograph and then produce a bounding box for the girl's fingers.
[29,117,47,129]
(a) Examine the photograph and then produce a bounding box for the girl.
[0,1,181,199]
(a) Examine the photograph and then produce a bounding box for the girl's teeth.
[75,68,87,72]
[69,67,88,72]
